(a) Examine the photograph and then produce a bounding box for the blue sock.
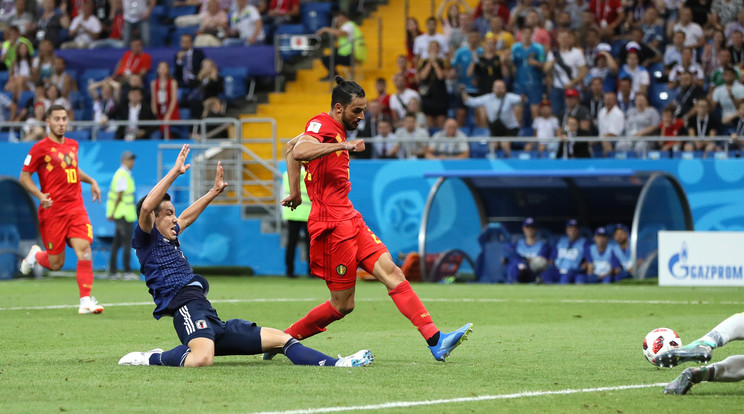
[282,338,338,366]
[149,345,190,367]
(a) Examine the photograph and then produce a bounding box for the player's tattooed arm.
[78,168,101,203]
[282,135,304,210]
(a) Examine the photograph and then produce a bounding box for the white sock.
[80,296,90,305]
[702,312,744,348]
[711,355,744,382]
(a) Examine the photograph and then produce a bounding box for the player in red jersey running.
[19,105,105,315]
[279,76,471,361]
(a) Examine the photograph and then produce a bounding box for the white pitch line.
[2,296,743,311]
[251,383,668,414]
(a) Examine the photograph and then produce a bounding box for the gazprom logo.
[668,242,743,280]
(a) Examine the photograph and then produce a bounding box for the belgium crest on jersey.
[336,264,347,276]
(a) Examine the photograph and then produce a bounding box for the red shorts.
[39,212,93,255]
[308,215,388,291]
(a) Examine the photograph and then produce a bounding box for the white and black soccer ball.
[529,256,548,273]
[643,327,682,364]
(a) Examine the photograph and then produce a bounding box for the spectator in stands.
[121,0,154,47]
[31,0,67,48]
[395,54,418,90]
[663,31,687,70]
[151,61,181,139]
[621,94,660,153]
[7,0,34,37]
[12,82,44,121]
[389,73,421,127]
[588,0,625,39]
[461,79,522,158]
[730,30,744,65]
[712,66,744,127]
[529,100,559,152]
[616,77,634,114]
[470,33,508,101]
[413,16,449,64]
[61,0,101,49]
[356,99,383,139]
[711,0,743,27]
[474,0,499,37]
[395,112,430,159]
[5,41,32,101]
[451,30,481,126]
[669,47,705,87]
[640,7,664,53]
[200,96,228,137]
[673,71,706,120]
[174,34,204,93]
[597,91,625,155]
[194,0,228,47]
[582,78,603,133]
[88,0,124,49]
[437,0,470,43]
[562,88,592,131]
[115,87,155,140]
[619,28,661,66]
[405,97,428,129]
[584,227,616,284]
[566,0,589,30]
[658,105,686,151]
[701,29,726,75]
[44,83,74,121]
[505,217,550,284]
[1,25,32,71]
[545,30,587,117]
[585,44,618,93]
[88,77,120,129]
[31,39,54,85]
[223,0,264,46]
[488,16,514,56]
[316,10,366,82]
[188,58,223,119]
[619,51,650,96]
[264,0,300,29]
[425,118,469,159]
[374,77,391,118]
[417,41,449,129]
[686,98,720,151]
[672,7,704,48]
[507,0,531,32]
[511,25,545,121]
[545,219,587,284]
[724,100,744,148]
[556,114,592,158]
[48,57,74,98]
[405,17,422,65]
[371,118,398,159]
[173,0,229,27]
[515,9,550,50]
[121,73,150,106]
[709,49,735,88]
[726,9,744,40]
[447,9,474,51]
[113,38,152,83]
[22,102,46,141]
[580,24,600,68]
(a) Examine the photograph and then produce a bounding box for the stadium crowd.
[349,0,744,159]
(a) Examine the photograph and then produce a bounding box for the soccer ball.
[643,327,682,364]
[529,256,548,273]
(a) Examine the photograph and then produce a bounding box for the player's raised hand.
[281,193,302,210]
[40,193,53,208]
[174,144,191,175]
[90,181,102,203]
[345,139,365,153]
[212,161,228,194]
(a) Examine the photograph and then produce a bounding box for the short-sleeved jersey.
[551,236,586,273]
[512,238,550,261]
[611,242,632,271]
[132,223,208,319]
[585,243,615,276]
[302,112,358,222]
[22,137,86,218]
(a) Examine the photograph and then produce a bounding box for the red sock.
[388,280,439,341]
[284,300,345,340]
[35,251,50,269]
[76,260,93,298]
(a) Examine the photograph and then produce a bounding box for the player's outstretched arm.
[77,168,101,203]
[178,160,228,233]
[291,134,365,162]
[19,171,53,208]
[282,135,304,210]
[139,144,191,233]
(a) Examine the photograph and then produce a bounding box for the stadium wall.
[1,141,742,274]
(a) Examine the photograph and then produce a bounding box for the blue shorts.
[513,83,544,105]
[173,298,264,356]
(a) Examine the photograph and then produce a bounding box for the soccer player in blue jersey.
[583,227,616,283]
[544,219,587,284]
[610,223,633,280]
[118,144,373,368]
[505,217,550,283]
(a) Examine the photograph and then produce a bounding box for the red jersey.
[302,113,357,222]
[589,0,623,25]
[115,51,152,77]
[22,137,87,218]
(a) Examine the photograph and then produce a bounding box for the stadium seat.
[149,24,170,47]
[170,26,199,47]
[150,5,167,22]
[648,62,665,82]
[18,90,34,106]
[66,129,91,141]
[96,130,116,141]
[79,69,111,87]
[0,71,9,87]
[649,83,676,112]
[275,24,308,60]
[471,127,490,137]
[302,2,332,34]
[469,141,490,158]
[179,108,189,120]
[0,132,10,142]
[611,39,626,58]
[168,5,199,20]
[458,126,472,136]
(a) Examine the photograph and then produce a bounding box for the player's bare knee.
[331,299,355,314]
[189,353,214,367]
[48,257,64,270]
[75,247,92,261]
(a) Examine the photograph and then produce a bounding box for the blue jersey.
[132,223,208,319]
[513,238,550,261]
[586,243,615,276]
[551,236,586,273]
[511,42,545,88]
[451,46,482,93]
[611,243,632,271]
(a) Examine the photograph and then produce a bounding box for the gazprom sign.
[659,231,744,286]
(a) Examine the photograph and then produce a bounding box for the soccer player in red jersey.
[18,105,105,315]
[280,76,472,361]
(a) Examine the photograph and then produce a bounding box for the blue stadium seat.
[469,141,490,158]
[149,24,170,47]
[0,71,9,87]
[0,132,9,142]
[458,126,472,136]
[66,129,91,141]
[179,108,189,120]
[471,127,490,137]
[18,90,34,106]
[649,83,676,112]
[170,26,199,47]
[168,5,199,20]
[611,39,626,58]
[302,2,332,33]
[648,62,665,83]
[96,130,116,141]
[0,91,12,102]
[177,88,188,102]
[150,5,167,22]
[79,69,111,87]
[275,24,308,60]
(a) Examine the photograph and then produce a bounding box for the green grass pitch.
[1,276,743,413]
